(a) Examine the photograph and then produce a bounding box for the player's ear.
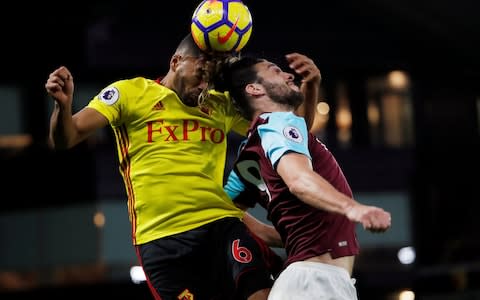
[170,54,182,71]
[246,83,264,96]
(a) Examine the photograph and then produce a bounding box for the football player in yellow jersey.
[45,33,321,300]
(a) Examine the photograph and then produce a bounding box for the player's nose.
[284,72,295,82]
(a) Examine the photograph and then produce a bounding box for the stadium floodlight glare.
[130,265,146,284]
[397,246,415,265]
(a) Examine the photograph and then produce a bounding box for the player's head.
[217,56,304,120]
[168,33,236,106]
[174,33,205,58]
[164,33,211,106]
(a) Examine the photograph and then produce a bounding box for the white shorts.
[267,261,358,300]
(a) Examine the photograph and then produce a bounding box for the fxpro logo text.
[146,119,225,143]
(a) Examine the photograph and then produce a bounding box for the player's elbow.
[48,134,77,151]
[287,174,310,199]
[49,142,70,151]
[48,136,63,150]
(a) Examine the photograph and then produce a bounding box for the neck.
[251,100,293,120]
[160,72,173,89]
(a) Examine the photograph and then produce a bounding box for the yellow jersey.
[87,77,249,245]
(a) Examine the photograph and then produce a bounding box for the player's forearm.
[259,224,283,248]
[288,171,356,216]
[243,212,283,248]
[297,78,320,131]
[49,102,78,150]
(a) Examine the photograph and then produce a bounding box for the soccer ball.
[191,0,253,53]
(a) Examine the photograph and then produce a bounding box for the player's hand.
[346,204,392,233]
[285,53,321,85]
[45,66,74,107]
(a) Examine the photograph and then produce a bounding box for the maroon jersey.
[226,112,360,267]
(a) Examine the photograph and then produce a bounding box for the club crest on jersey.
[177,288,194,300]
[283,126,303,143]
[98,87,119,105]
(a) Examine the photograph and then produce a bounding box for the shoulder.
[205,89,240,116]
[259,112,308,141]
[207,89,230,102]
[99,77,161,98]
[109,77,157,90]
[263,112,305,127]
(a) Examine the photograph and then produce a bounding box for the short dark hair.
[215,56,263,120]
[175,33,204,57]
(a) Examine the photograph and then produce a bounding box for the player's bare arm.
[46,66,108,149]
[242,212,283,248]
[287,53,321,131]
[277,152,391,232]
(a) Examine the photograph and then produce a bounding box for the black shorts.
[137,217,281,300]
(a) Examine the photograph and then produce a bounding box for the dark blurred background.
[0,0,479,299]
